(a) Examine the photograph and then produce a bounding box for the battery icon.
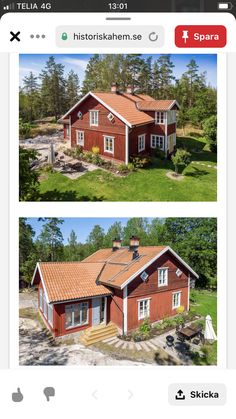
[217,2,233,10]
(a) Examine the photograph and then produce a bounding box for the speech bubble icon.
[43,387,55,402]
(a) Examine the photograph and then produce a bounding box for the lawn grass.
[38,135,217,202]
[190,289,217,365]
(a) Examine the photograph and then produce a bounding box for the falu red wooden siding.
[70,96,126,162]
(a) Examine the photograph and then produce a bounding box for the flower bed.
[63,146,153,175]
[118,312,203,343]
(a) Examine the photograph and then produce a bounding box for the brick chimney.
[112,238,121,251]
[126,84,134,95]
[129,236,140,253]
[111,82,119,94]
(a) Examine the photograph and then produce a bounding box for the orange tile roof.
[83,246,167,288]
[93,92,154,126]
[137,100,176,111]
[38,262,112,303]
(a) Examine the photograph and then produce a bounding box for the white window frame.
[65,302,89,329]
[66,125,70,137]
[167,110,176,124]
[138,134,146,152]
[158,267,168,286]
[150,134,165,151]
[138,299,150,320]
[104,135,114,154]
[89,110,99,126]
[39,288,43,311]
[172,291,181,309]
[76,130,84,146]
[155,111,166,124]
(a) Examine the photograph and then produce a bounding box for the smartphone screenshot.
[0,0,235,416]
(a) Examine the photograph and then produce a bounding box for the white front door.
[76,130,84,146]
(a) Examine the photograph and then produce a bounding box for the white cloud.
[62,58,89,71]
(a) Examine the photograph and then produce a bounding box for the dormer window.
[158,268,168,286]
[90,110,99,126]
[155,111,166,124]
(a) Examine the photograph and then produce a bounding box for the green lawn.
[190,289,217,365]
[39,136,217,202]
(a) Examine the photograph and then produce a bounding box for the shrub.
[155,148,166,160]
[190,290,197,303]
[127,162,135,172]
[176,305,185,314]
[203,115,217,152]
[92,154,103,166]
[74,146,83,158]
[19,119,32,139]
[171,148,191,174]
[131,155,152,168]
[118,163,128,173]
[92,146,100,155]
[84,151,94,162]
[139,318,151,334]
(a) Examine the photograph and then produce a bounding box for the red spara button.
[175,25,227,48]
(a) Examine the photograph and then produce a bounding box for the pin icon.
[43,387,55,401]
[12,388,23,403]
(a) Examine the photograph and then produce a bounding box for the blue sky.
[19,54,217,88]
[26,218,158,244]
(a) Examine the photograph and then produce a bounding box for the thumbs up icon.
[12,388,24,403]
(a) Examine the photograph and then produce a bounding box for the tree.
[163,218,217,288]
[122,218,149,245]
[64,230,81,261]
[22,72,40,122]
[38,218,64,261]
[103,222,123,248]
[171,149,191,174]
[87,225,105,252]
[19,147,40,201]
[39,56,66,120]
[153,55,175,99]
[66,70,80,108]
[203,115,217,152]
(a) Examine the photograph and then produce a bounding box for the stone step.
[114,340,124,348]
[146,341,158,350]
[106,338,119,345]
[139,341,150,352]
[134,343,142,351]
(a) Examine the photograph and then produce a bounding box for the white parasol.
[204,314,217,343]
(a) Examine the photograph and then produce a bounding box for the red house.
[60,84,180,164]
[32,237,198,343]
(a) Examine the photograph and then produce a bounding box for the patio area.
[98,321,207,366]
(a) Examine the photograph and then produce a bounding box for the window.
[76,130,84,146]
[167,110,176,124]
[141,271,149,282]
[172,292,181,309]
[90,110,99,126]
[155,111,166,124]
[43,294,48,319]
[39,288,43,311]
[158,268,168,286]
[176,268,183,277]
[138,134,146,152]
[48,304,53,327]
[104,136,114,153]
[65,302,89,329]
[138,299,150,320]
[66,126,70,137]
[150,135,165,151]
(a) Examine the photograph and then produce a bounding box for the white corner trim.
[123,286,128,334]
[32,263,50,304]
[125,125,129,165]
[120,246,199,290]
[187,274,190,311]
[168,99,180,110]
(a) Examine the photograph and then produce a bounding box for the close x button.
[175,25,227,48]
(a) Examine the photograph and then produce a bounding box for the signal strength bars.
[3,3,15,10]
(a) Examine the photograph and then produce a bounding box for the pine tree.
[22,72,40,122]
[66,70,80,108]
[38,218,64,261]
[39,56,66,120]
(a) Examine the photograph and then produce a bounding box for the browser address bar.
[56,26,164,47]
